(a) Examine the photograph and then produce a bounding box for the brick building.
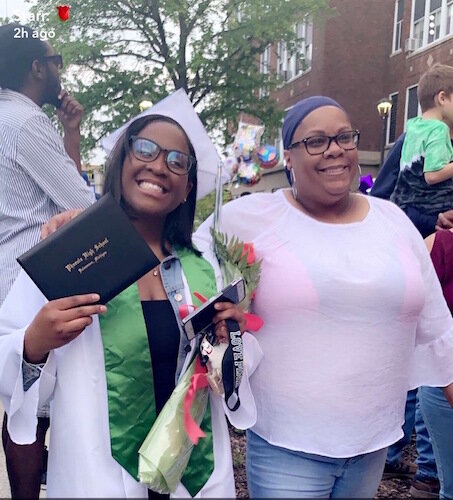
[232,0,453,195]
[385,0,453,146]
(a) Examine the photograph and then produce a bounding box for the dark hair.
[0,24,48,91]
[418,63,453,112]
[103,115,199,255]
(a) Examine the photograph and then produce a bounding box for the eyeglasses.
[289,130,360,156]
[129,136,196,175]
[42,54,63,70]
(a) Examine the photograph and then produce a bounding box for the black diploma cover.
[17,194,160,304]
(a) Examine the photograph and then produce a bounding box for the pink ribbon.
[184,357,209,445]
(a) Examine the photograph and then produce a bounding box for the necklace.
[152,266,159,277]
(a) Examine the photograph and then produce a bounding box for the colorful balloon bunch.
[222,122,280,186]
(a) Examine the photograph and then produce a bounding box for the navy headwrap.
[282,96,345,185]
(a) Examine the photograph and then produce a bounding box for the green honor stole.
[99,248,217,496]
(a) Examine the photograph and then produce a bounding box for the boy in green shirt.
[391,64,453,219]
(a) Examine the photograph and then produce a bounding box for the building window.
[285,45,294,82]
[406,85,420,124]
[413,0,426,48]
[259,45,271,75]
[393,0,404,51]
[259,45,271,98]
[428,0,442,42]
[411,0,453,49]
[447,0,453,33]
[276,42,285,79]
[277,17,312,83]
[296,19,312,73]
[388,93,399,143]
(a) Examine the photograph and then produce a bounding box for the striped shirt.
[0,89,96,304]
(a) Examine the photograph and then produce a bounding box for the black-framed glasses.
[289,130,360,156]
[42,54,63,70]
[129,136,196,175]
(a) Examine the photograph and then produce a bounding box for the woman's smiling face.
[121,120,193,220]
[284,106,359,207]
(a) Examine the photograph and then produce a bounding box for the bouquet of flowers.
[138,358,208,494]
[137,229,262,494]
[210,228,261,313]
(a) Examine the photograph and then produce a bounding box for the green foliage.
[28,0,329,158]
[194,188,232,230]
[210,227,261,311]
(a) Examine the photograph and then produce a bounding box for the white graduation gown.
[0,267,262,498]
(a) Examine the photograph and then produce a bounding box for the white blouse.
[195,189,453,458]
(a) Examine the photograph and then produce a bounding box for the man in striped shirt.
[0,24,95,498]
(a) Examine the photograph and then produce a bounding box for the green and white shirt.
[391,116,453,214]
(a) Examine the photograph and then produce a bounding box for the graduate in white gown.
[0,97,262,498]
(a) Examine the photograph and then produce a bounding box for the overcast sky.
[2,0,32,21]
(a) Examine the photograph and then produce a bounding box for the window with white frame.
[406,85,420,124]
[277,17,312,83]
[388,93,399,143]
[411,0,453,49]
[447,0,453,33]
[276,42,285,79]
[296,19,312,73]
[428,0,442,42]
[285,45,294,82]
[413,0,425,48]
[259,45,271,98]
[393,0,404,51]
[259,45,271,75]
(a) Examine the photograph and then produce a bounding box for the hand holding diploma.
[24,294,106,363]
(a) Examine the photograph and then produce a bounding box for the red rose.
[57,5,71,21]
[241,242,255,265]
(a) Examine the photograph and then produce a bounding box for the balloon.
[240,144,253,162]
[234,122,264,158]
[237,161,261,185]
[223,156,238,176]
[256,145,279,169]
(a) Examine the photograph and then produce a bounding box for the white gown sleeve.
[0,270,57,444]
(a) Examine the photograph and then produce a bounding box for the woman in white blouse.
[196,96,453,498]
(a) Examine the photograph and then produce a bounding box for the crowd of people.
[1,22,453,499]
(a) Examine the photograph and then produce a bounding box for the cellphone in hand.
[182,277,246,340]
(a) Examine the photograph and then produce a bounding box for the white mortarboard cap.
[101,89,229,199]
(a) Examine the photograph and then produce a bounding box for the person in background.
[196,96,453,498]
[0,24,95,498]
[374,154,440,495]
[370,133,405,199]
[382,64,453,497]
[371,131,453,234]
[372,98,453,497]
[391,64,453,239]
[421,228,453,500]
